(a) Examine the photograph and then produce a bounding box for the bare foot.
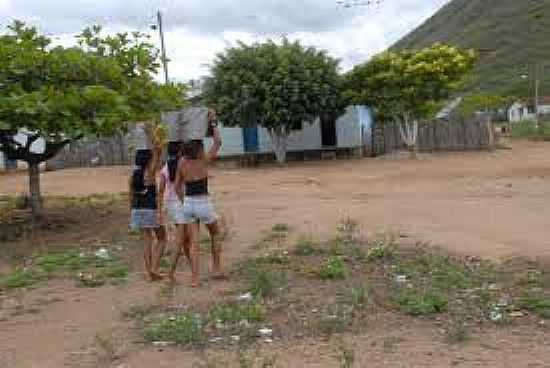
[211,273,228,280]
[191,277,201,288]
[149,272,164,282]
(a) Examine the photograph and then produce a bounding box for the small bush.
[294,238,322,256]
[144,312,205,345]
[271,224,289,233]
[349,286,369,311]
[319,257,347,280]
[248,270,286,298]
[396,289,448,315]
[367,240,395,261]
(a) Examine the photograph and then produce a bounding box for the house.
[508,97,550,123]
[202,105,373,159]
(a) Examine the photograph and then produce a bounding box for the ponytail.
[132,149,152,192]
[167,141,181,183]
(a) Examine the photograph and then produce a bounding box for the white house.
[508,97,550,123]
[203,105,373,158]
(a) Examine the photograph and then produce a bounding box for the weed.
[446,314,469,344]
[315,306,352,336]
[339,344,355,368]
[209,302,266,323]
[396,289,448,315]
[367,240,395,261]
[294,238,322,256]
[348,285,369,311]
[382,336,404,353]
[271,223,289,233]
[517,291,550,319]
[319,257,347,280]
[248,269,286,299]
[337,217,359,244]
[94,334,118,361]
[0,269,41,289]
[144,312,205,345]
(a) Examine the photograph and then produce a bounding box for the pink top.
[159,165,179,203]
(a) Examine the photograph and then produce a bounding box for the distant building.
[508,97,550,122]
[202,106,373,158]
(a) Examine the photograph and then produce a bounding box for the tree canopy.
[204,39,346,163]
[0,21,185,216]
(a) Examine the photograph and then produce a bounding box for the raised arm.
[206,126,222,162]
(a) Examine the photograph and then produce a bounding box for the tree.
[345,44,476,158]
[204,39,346,163]
[0,21,184,217]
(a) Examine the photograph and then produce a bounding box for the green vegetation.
[518,291,550,319]
[209,302,266,324]
[248,269,286,298]
[271,223,289,233]
[319,257,347,280]
[294,238,323,256]
[144,312,205,345]
[0,269,42,289]
[0,248,129,290]
[511,121,550,140]
[396,289,448,315]
[366,240,396,262]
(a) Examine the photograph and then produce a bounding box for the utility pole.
[156,10,169,85]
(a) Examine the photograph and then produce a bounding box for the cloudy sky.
[0,0,450,81]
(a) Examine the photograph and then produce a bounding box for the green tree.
[204,39,346,163]
[0,21,184,217]
[345,44,476,157]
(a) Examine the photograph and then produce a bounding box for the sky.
[0,0,451,82]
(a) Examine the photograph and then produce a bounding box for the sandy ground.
[1,141,550,368]
[2,141,550,260]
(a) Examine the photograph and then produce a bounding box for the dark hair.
[183,140,204,160]
[167,141,181,182]
[132,149,152,192]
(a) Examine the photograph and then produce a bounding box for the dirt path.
[2,141,550,260]
[2,142,550,368]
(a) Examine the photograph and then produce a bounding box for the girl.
[129,146,164,281]
[174,116,222,287]
[158,141,191,281]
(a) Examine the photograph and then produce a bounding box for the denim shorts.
[130,209,159,230]
[182,196,218,225]
[165,200,186,225]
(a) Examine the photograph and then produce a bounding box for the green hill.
[393,0,550,97]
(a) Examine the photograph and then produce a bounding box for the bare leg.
[182,224,192,265]
[153,226,167,275]
[206,222,224,279]
[142,230,161,281]
[189,222,201,287]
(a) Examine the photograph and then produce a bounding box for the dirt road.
[2,141,550,260]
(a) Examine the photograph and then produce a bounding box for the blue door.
[243,126,259,152]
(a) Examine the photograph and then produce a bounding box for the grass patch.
[517,291,550,319]
[209,302,266,324]
[319,257,347,280]
[511,121,550,140]
[1,248,129,291]
[0,269,43,289]
[396,289,448,315]
[144,312,205,345]
[248,269,286,299]
[315,305,353,336]
[294,238,323,256]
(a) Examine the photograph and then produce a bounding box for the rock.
[395,275,407,284]
[258,328,273,337]
[209,337,223,343]
[230,335,240,342]
[152,341,175,347]
[237,292,253,302]
[490,310,503,322]
[509,311,525,318]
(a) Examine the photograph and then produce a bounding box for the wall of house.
[0,151,5,171]
[203,124,245,156]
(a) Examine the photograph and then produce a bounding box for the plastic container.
[162,107,210,141]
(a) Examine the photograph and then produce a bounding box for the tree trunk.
[28,162,42,219]
[269,128,288,164]
[398,115,418,159]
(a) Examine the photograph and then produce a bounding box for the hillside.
[393,0,550,97]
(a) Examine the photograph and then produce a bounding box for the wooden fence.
[372,118,492,156]
[47,134,131,170]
